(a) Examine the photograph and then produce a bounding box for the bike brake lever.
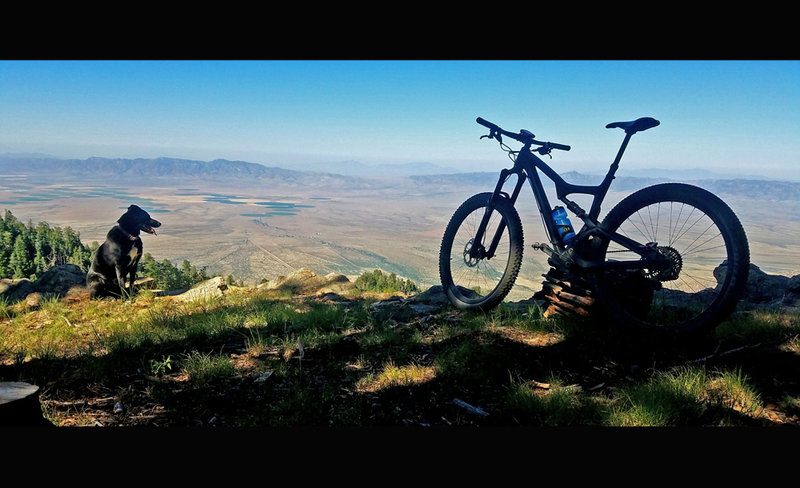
[536,144,552,158]
[479,129,502,144]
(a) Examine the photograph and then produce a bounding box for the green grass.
[180,350,236,386]
[1,284,796,427]
[505,375,607,426]
[606,366,764,426]
[716,309,800,345]
[504,365,766,427]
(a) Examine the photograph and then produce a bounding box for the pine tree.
[9,234,33,279]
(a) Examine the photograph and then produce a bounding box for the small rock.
[113,402,126,414]
[25,292,42,309]
[409,304,439,315]
[253,371,274,383]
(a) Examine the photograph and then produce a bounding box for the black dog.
[87,205,161,299]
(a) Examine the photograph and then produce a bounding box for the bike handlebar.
[477,117,571,152]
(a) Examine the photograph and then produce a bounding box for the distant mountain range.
[410,170,800,201]
[0,154,459,179]
[0,155,312,179]
[0,155,382,190]
[2,154,799,201]
[300,160,461,177]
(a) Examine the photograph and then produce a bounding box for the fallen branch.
[691,343,762,363]
[453,398,489,417]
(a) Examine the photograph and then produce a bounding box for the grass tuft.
[355,361,435,392]
[181,350,236,386]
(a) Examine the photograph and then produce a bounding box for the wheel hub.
[645,245,682,281]
[463,239,480,267]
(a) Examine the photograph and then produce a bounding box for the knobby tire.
[589,183,750,333]
[439,193,524,311]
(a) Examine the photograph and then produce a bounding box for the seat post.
[609,131,633,175]
[588,131,633,220]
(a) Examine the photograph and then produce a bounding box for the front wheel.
[439,192,524,311]
[588,183,750,333]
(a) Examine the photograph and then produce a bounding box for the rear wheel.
[439,193,524,311]
[589,183,750,332]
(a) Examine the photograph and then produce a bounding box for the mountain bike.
[438,117,750,333]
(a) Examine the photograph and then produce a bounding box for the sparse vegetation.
[138,253,210,290]
[353,269,418,295]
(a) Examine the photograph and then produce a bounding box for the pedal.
[532,242,555,256]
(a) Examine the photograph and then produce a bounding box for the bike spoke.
[605,197,733,327]
[448,205,512,300]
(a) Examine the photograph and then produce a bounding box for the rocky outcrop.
[168,276,228,302]
[737,263,800,308]
[264,268,353,295]
[368,285,463,321]
[366,263,800,321]
[0,264,86,303]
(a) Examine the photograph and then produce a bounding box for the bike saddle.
[606,117,660,134]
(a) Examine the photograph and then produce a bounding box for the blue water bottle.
[552,206,576,246]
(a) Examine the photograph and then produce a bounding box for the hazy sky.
[1,60,798,179]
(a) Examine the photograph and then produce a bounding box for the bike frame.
[475,132,671,272]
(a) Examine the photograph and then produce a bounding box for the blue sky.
[1,60,798,179]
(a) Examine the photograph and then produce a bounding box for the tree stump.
[0,382,52,426]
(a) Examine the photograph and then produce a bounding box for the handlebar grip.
[476,117,498,130]
[551,142,571,151]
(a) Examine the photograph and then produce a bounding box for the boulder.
[369,285,464,321]
[170,276,228,302]
[34,264,86,296]
[715,261,800,308]
[0,278,35,302]
[744,264,790,302]
[266,268,353,295]
[405,285,451,306]
[782,274,800,307]
[370,296,420,322]
[0,264,86,303]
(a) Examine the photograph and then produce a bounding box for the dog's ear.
[119,206,136,225]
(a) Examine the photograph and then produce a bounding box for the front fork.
[469,168,525,261]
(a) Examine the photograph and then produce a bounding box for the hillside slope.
[1,266,799,427]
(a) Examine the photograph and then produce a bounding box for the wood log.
[542,273,593,297]
[541,282,595,308]
[538,267,595,318]
[543,303,561,318]
[546,295,591,316]
[0,382,52,426]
